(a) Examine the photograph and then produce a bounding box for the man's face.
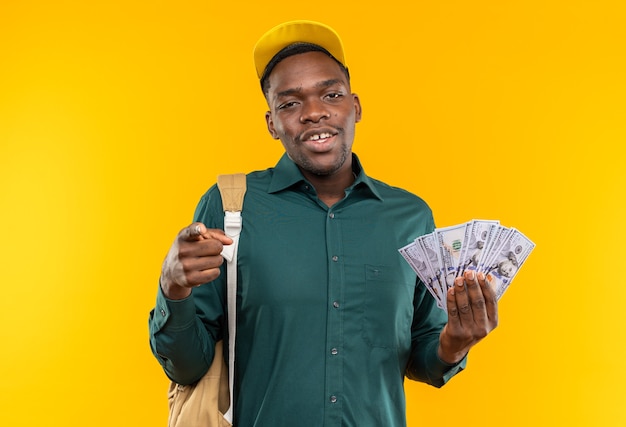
[264,51,362,177]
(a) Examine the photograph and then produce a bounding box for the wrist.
[437,346,466,365]
[437,337,468,365]
[160,275,192,300]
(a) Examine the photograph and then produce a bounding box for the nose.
[299,99,330,123]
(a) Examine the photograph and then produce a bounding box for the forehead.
[266,51,349,93]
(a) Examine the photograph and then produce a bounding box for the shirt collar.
[268,153,384,201]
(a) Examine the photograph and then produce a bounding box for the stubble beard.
[289,126,354,176]
[294,141,351,177]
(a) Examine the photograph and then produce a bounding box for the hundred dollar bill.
[478,224,512,273]
[398,219,535,310]
[482,228,535,299]
[398,241,444,308]
[416,233,446,305]
[434,222,471,290]
[398,241,428,284]
[457,219,500,277]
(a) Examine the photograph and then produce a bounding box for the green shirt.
[149,153,465,427]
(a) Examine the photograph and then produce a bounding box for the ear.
[352,94,362,123]
[265,111,279,139]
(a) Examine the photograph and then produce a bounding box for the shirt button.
[332,255,338,262]
[329,212,335,219]
[330,395,337,403]
[331,348,338,355]
[332,301,340,308]
[160,308,166,317]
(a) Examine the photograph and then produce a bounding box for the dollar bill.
[416,233,446,305]
[457,219,500,277]
[434,222,471,291]
[481,228,535,298]
[399,241,444,308]
[478,225,513,273]
[400,219,534,311]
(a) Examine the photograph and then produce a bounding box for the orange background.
[1,1,625,426]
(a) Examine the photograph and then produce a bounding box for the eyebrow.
[275,79,346,99]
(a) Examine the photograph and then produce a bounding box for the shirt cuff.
[151,284,198,333]
[425,341,468,387]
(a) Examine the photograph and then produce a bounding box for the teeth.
[309,133,332,141]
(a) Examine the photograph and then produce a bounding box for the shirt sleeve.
[148,188,227,385]
[404,280,467,387]
[404,212,466,387]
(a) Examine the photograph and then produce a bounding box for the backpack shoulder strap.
[217,173,246,212]
[215,173,246,424]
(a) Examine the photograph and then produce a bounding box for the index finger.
[445,276,468,329]
[180,222,207,241]
[181,222,234,245]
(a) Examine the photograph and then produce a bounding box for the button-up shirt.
[149,153,465,427]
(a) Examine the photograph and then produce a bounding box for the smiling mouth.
[308,132,334,141]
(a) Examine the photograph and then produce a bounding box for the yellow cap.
[253,20,346,79]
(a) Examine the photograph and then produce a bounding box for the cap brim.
[253,20,346,79]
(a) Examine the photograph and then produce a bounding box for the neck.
[302,166,356,208]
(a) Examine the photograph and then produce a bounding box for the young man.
[150,20,498,426]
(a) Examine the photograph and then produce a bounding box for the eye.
[325,92,344,101]
[277,101,298,110]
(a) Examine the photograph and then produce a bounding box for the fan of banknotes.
[399,219,535,312]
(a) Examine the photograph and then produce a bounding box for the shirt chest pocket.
[361,264,415,349]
